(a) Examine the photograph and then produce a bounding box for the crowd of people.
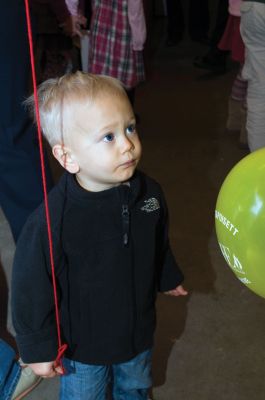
[1,0,265,399]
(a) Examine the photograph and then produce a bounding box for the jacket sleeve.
[65,0,79,16]
[127,0,146,51]
[11,212,58,364]
[157,189,184,292]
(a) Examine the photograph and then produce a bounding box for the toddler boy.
[12,71,187,399]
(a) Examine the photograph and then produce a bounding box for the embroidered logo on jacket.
[141,198,160,213]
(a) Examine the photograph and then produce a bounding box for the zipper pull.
[122,204,130,246]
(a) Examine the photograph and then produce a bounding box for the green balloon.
[215,148,265,298]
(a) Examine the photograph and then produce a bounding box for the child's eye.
[103,133,114,142]
[126,124,136,135]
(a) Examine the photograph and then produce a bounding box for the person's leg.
[112,349,152,400]
[227,66,248,131]
[60,358,110,400]
[0,339,21,400]
[240,2,265,151]
[0,0,53,243]
[165,0,185,45]
[210,0,229,48]
[189,0,209,43]
[193,0,228,73]
[0,147,53,242]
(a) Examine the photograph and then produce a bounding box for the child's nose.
[120,136,134,153]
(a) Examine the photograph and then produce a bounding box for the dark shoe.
[193,50,226,74]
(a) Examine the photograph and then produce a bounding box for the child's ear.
[52,144,80,174]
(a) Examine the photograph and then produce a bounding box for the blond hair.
[25,71,127,146]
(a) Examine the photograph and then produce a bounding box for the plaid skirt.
[89,0,145,89]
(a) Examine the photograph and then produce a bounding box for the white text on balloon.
[215,210,239,236]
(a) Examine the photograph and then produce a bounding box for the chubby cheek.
[95,148,117,171]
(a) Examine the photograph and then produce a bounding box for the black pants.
[166,0,209,41]
[0,0,53,242]
[210,0,229,48]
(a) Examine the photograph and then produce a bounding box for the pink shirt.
[66,0,146,51]
[65,0,78,15]
[128,0,146,51]
[229,0,242,16]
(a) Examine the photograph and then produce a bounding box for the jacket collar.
[61,170,142,207]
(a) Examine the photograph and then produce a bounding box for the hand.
[164,284,188,297]
[60,14,87,37]
[27,361,64,378]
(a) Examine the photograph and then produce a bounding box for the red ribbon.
[24,0,67,369]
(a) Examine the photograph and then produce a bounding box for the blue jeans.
[0,339,21,400]
[60,349,152,400]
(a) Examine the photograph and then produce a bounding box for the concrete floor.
[2,13,265,400]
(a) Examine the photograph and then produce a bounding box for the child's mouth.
[121,159,136,168]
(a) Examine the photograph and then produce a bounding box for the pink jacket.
[66,0,146,51]
[229,0,242,16]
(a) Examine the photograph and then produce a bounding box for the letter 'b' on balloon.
[215,148,265,298]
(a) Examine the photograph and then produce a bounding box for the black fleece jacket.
[12,171,184,365]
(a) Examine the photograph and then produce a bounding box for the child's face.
[64,94,142,191]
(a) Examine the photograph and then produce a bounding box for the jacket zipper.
[120,186,135,351]
[122,204,130,246]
